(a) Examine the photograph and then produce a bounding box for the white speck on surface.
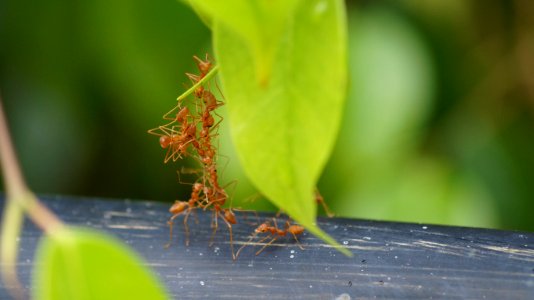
[214,247,220,253]
[394,256,398,259]
[335,293,351,300]
[290,255,294,259]
[269,267,273,270]
[199,281,205,286]
[290,249,295,254]
[363,236,371,240]
[343,241,349,245]
[248,263,253,267]
[387,277,391,281]
[309,285,313,288]
[199,252,203,256]
[422,226,428,230]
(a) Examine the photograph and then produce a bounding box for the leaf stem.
[0,94,66,298]
[177,65,219,101]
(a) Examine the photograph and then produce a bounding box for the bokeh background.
[1,0,533,231]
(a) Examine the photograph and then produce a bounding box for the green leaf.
[187,0,302,84]
[212,0,350,255]
[32,227,169,300]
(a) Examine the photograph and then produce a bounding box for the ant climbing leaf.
[32,228,169,300]
[190,0,351,255]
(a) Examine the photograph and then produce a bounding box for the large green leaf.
[32,228,168,300]
[210,0,350,254]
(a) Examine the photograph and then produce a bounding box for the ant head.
[203,186,213,196]
[194,86,204,98]
[159,135,171,148]
[193,54,212,75]
[193,182,203,191]
[255,223,270,233]
[200,128,209,138]
[202,111,215,127]
[176,107,189,122]
[288,225,304,235]
[203,91,216,107]
[186,124,196,137]
[169,201,188,214]
[202,156,212,165]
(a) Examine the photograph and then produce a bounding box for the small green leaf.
[32,227,168,300]
[212,0,350,255]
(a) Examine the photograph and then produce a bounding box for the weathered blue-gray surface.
[0,195,533,299]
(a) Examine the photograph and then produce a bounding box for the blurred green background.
[1,0,533,231]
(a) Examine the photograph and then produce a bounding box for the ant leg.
[291,232,305,250]
[192,208,199,224]
[214,77,225,101]
[220,214,235,259]
[232,208,259,226]
[234,232,259,260]
[162,102,187,121]
[222,180,238,207]
[315,189,334,218]
[176,171,196,187]
[163,146,173,164]
[272,218,280,231]
[208,210,219,246]
[165,213,181,249]
[255,237,278,256]
[183,209,192,246]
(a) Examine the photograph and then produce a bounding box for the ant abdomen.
[159,135,171,149]
[169,201,188,214]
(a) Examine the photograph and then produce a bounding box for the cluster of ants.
[148,55,333,260]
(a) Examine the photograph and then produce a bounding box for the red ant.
[165,181,205,247]
[193,54,212,78]
[153,54,258,259]
[148,103,201,162]
[235,218,305,259]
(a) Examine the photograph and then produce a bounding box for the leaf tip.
[304,223,353,257]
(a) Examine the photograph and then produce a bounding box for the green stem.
[177,65,220,101]
[0,95,66,298]
[0,200,24,299]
